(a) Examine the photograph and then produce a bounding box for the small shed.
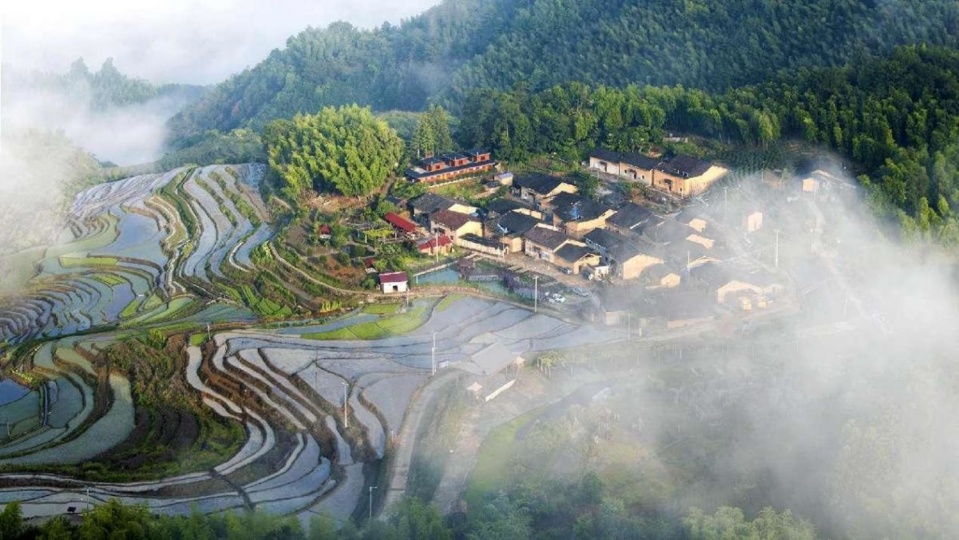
[384,213,418,235]
[379,271,409,294]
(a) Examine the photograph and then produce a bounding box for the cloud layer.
[2,0,441,84]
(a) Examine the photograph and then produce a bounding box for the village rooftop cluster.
[365,146,854,333]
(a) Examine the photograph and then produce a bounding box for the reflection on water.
[0,378,28,406]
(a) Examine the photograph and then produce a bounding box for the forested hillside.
[456,45,959,242]
[166,0,959,145]
[165,0,521,145]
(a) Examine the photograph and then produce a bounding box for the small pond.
[415,267,511,296]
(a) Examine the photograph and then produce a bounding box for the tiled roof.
[431,209,475,230]
[608,203,655,230]
[384,212,417,233]
[555,243,596,264]
[523,224,569,250]
[418,235,453,250]
[494,211,542,236]
[657,154,712,178]
[410,193,455,214]
[550,192,612,222]
[514,174,569,196]
[379,271,408,284]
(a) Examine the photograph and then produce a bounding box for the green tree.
[265,105,404,200]
[684,506,816,540]
[77,499,151,540]
[387,497,452,540]
[0,501,24,539]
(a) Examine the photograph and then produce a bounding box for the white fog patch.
[648,168,959,537]
[2,0,442,84]
[2,86,186,165]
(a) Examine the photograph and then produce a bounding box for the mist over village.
[2,1,959,539]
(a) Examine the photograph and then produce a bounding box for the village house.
[404,148,496,184]
[487,210,543,253]
[652,154,729,197]
[588,149,659,184]
[589,148,727,197]
[554,243,601,275]
[690,262,783,308]
[512,174,579,208]
[599,285,646,326]
[644,263,682,289]
[522,224,571,262]
[417,234,453,256]
[458,234,508,258]
[409,193,454,219]
[675,209,708,233]
[378,271,409,294]
[607,202,659,236]
[429,209,483,244]
[584,228,664,280]
[645,219,696,245]
[548,192,616,238]
[603,288,715,329]
[686,233,715,250]
[642,290,717,329]
[486,198,542,220]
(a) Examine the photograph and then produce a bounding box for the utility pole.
[533,275,539,313]
[342,382,349,428]
[774,229,780,269]
[369,486,378,522]
[431,332,436,376]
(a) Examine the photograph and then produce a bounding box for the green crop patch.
[59,255,119,268]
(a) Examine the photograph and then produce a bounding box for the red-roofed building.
[379,271,409,293]
[384,212,418,235]
[418,234,453,256]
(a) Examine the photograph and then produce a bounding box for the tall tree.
[265,105,404,200]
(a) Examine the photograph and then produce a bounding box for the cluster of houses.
[383,168,777,307]
[588,148,729,197]
[374,148,785,321]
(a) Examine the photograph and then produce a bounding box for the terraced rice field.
[0,296,619,522]
[0,164,272,344]
[0,161,622,524]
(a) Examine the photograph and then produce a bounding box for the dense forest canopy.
[166,0,959,145]
[454,45,959,244]
[264,105,404,199]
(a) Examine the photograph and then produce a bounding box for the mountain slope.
[166,0,521,146]
[167,0,959,146]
